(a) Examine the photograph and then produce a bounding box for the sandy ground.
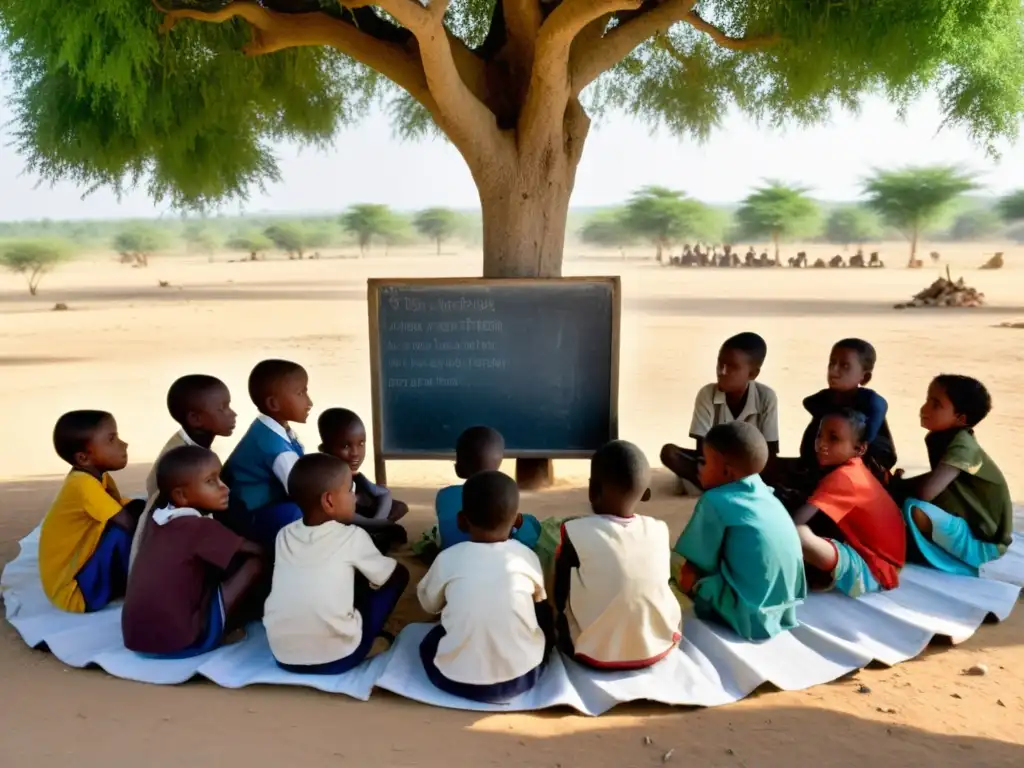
[1,240,1023,766]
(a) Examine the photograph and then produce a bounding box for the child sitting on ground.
[791,409,905,597]
[418,470,552,703]
[673,422,805,641]
[264,453,410,675]
[131,374,237,572]
[661,332,779,492]
[555,440,681,669]
[39,410,144,613]
[318,407,408,552]
[221,359,312,547]
[767,338,896,505]
[890,375,1012,576]
[123,446,266,657]
[427,426,541,554]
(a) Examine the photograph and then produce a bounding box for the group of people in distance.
[35,332,1013,704]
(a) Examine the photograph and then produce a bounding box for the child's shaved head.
[247,359,305,409]
[454,426,505,479]
[590,440,651,496]
[462,470,520,535]
[288,453,352,521]
[704,422,769,477]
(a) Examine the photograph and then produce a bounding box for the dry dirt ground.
[1,241,1022,767]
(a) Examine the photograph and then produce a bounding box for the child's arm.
[354,474,393,520]
[271,450,301,492]
[673,497,726,579]
[553,525,580,615]
[237,539,266,558]
[762,390,781,458]
[792,503,820,526]
[350,528,399,588]
[688,386,715,449]
[861,392,888,445]
[416,557,448,614]
[895,465,960,503]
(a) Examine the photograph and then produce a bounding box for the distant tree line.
[581,167,1024,266]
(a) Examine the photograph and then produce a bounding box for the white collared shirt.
[688,381,779,443]
[257,414,303,489]
[151,505,204,526]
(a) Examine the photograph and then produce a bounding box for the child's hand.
[892,468,905,479]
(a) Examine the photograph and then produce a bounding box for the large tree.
[0,239,73,295]
[226,231,274,260]
[113,225,168,266]
[734,182,819,263]
[3,2,1022,279]
[264,222,308,258]
[862,166,978,266]
[825,206,880,250]
[341,203,396,254]
[414,207,461,254]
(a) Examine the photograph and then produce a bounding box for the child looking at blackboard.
[318,407,408,553]
[221,359,311,548]
[433,426,541,551]
[660,332,779,493]
[555,440,681,670]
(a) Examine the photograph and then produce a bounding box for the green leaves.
[862,166,978,236]
[340,203,401,251]
[997,190,1024,223]
[734,182,819,241]
[0,238,74,294]
[825,207,881,248]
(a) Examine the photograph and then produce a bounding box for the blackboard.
[367,277,620,482]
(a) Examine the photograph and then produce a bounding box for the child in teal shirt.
[673,421,806,641]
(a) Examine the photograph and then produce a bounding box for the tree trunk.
[436,238,441,256]
[908,226,919,267]
[772,231,781,265]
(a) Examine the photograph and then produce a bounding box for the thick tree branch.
[504,0,542,63]
[374,0,505,165]
[570,0,697,92]
[683,10,781,51]
[519,0,641,155]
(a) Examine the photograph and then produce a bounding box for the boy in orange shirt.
[39,410,144,612]
[792,409,906,596]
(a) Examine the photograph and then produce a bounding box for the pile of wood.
[894,267,985,309]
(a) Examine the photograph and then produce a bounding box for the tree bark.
[772,231,780,264]
[909,225,919,267]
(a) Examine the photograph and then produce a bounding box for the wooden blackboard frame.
[367,276,621,485]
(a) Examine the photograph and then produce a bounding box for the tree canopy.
[264,222,308,258]
[0,238,73,295]
[998,190,1024,223]
[113,225,169,266]
[824,206,880,250]
[414,208,461,254]
[2,1,1022,278]
[341,204,397,253]
[862,166,977,265]
[226,231,274,260]
[622,186,719,261]
[734,182,818,262]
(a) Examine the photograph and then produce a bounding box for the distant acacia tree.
[825,206,880,250]
[998,190,1024,223]
[264,222,307,259]
[226,231,274,261]
[0,238,73,295]
[622,186,718,262]
[414,208,461,255]
[862,166,977,266]
[341,204,396,255]
[113,226,167,266]
[735,182,819,263]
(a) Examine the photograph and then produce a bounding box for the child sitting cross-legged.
[791,409,906,597]
[673,422,806,641]
[122,446,267,657]
[40,410,144,613]
[130,374,237,573]
[317,407,408,553]
[556,440,682,670]
[434,426,541,552]
[418,470,553,703]
[890,375,1012,576]
[221,359,312,548]
[264,453,410,675]
[661,332,779,492]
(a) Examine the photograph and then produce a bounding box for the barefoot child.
[264,454,410,674]
[792,409,905,596]
[40,411,143,613]
[318,407,408,552]
[418,470,552,703]
[673,422,805,641]
[222,359,312,547]
[131,374,237,571]
[891,375,1012,576]
[555,441,681,669]
[123,446,266,657]
[661,332,779,492]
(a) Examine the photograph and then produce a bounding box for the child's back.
[560,514,681,666]
[436,484,541,550]
[676,476,805,639]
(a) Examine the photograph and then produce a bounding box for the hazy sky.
[0,91,1022,221]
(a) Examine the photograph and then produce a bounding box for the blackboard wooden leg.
[515,458,553,490]
[374,455,388,487]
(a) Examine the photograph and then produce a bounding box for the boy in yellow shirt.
[40,410,143,612]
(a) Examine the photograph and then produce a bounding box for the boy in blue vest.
[221,359,312,548]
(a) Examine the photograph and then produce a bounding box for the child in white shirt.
[555,440,682,669]
[417,470,552,703]
[264,453,409,674]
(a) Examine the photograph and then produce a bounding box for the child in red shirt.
[792,409,905,597]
